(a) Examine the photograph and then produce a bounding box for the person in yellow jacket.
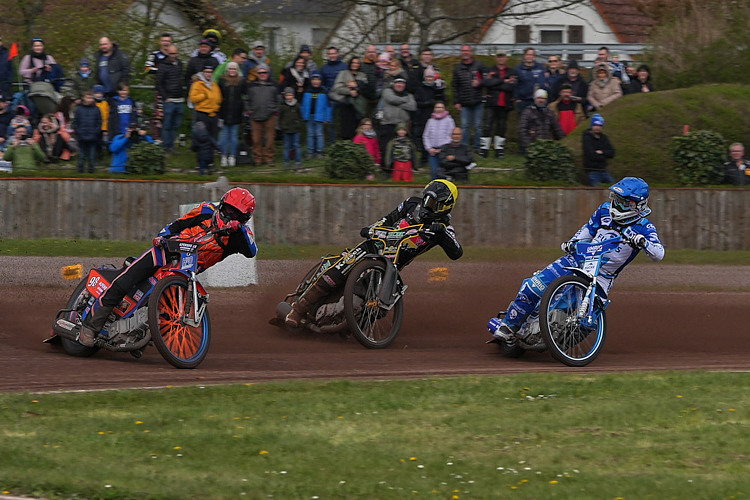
[189,65,222,137]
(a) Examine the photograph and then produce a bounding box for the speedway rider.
[79,187,258,346]
[284,180,464,328]
[489,177,665,344]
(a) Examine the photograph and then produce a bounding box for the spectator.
[587,65,623,111]
[19,38,60,86]
[281,56,310,102]
[157,45,184,152]
[629,64,654,94]
[353,117,381,167]
[0,37,14,98]
[144,32,172,75]
[452,44,485,150]
[544,54,565,93]
[724,143,750,185]
[73,90,102,173]
[588,46,610,82]
[108,82,136,138]
[218,62,247,167]
[279,87,304,170]
[191,121,219,175]
[195,29,227,65]
[384,45,396,61]
[378,77,416,176]
[320,46,349,144]
[0,98,12,152]
[385,123,417,182]
[9,105,32,138]
[423,101,456,179]
[550,59,588,107]
[33,114,73,162]
[95,37,131,97]
[4,127,46,169]
[284,44,318,74]
[93,85,109,147]
[399,44,421,92]
[246,64,279,165]
[71,59,95,103]
[514,47,546,119]
[412,47,436,90]
[609,53,630,87]
[243,41,272,83]
[413,67,446,167]
[189,66,222,138]
[214,48,247,81]
[360,44,380,108]
[518,89,565,154]
[382,58,408,91]
[582,113,615,186]
[55,96,75,134]
[438,127,473,181]
[549,83,585,136]
[478,49,517,158]
[110,122,153,173]
[301,71,331,159]
[330,57,369,141]
[185,39,219,90]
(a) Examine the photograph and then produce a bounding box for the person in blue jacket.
[109,121,153,173]
[513,47,546,118]
[301,71,331,158]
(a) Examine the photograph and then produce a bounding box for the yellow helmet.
[420,179,458,221]
[202,29,222,44]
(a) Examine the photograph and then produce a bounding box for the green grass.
[2,238,750,265]
[1,372,750,499]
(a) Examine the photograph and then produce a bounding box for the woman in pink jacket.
[422,101,456,180]
[353,118,381,166]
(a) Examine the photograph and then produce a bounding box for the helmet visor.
[422,193,439,213]
[221,203,251,224]
[610,192,636,214]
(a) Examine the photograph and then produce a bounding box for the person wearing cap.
[301,71,331,159]
[478,49,517,158]
[214,48,247,81]
[587,64,622,111]
[242,41,272,83]
[513,47,546,121]
[549,59,589,106]
[320,46,348,144]
[94,37,131,97]
[378,76,416,176]
[0,36,14,99]
[582,113,615,186]
[185,39,219,90]
[452,44,486,150]
[518,88,565,154]
[247,63,280,165]
[71,58,95,103]
[548,82,585,136]
[189,65,222,138]
[283,44,318,74]
[193,29,227,65]
[628,64,654,94]
[279,87,304,170]
[218,61,248,166]
[157,45,185,152]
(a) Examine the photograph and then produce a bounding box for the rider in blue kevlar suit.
[489,177,665,345]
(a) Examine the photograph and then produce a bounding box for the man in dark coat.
[478,49,517,158]
[438,127,474,181]
[94,37,131,97]
[518,89,566,154]
[0,38,16,99]
[452,44,485,149]
[550,60,589,107]
[157,44,185,152]
[724,143,750,186]
[514,47,545,118]
[185,39,219,90]
[582,113,615,186]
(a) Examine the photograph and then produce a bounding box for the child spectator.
[94,85,109,144]
[582,114,615,186]
[0,98,12,153]
[55,96,75,134]
[278,87,304,170]
[33,115,74,162]
[71,58,95,103]
[9,105,33,138]
[422,101,456,180]
[3,127,46,169]
[110,121,154,173]
[190,121,219,175]
[609,54,630,85]
[108,82,136,137]
[353,117,381,167]
[384,123,417,182]
[301,71,331,159]
[73,90,103,173]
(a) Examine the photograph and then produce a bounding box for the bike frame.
[154,239,209,328]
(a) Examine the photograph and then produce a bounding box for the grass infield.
[2,238,750,265]
[1,372,749,499]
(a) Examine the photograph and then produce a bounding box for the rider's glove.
[228,220,242,233]
[153,236,167,249]
[561,240,576,254]
[429,222,446,237]
[360,226,371,238]
[631,234,647,249]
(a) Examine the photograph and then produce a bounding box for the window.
[515,25,530,44]
[568,25,584,43]
[312,28,328,50]
[265,27,280,53]
[540,30,563,44]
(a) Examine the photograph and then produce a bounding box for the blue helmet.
[608,177,651,224]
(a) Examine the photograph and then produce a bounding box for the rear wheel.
[148,275,211,369]
[61,280,100,357]
[344,259,403,349]
[539,276,607,367]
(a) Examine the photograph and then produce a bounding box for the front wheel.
[344,259,403,349]
[61,279,100,357]
[539,276,607,367]
[148,275,211,369]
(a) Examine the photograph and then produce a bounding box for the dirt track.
[2,258,749,393]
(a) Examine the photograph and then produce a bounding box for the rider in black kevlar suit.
[284,179,463,327]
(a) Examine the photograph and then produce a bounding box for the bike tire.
[539,275,607,367]
[148,275,211,369]
[61,279,100,358]
[343,259,403,349]
[500,342,526,358]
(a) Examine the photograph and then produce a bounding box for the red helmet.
[215,187,255,228]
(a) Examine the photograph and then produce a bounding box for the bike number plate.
[582,260,598,275]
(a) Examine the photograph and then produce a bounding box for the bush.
[669,130,726,185]
[128,141,166,175]
[524,140,577,183]
[324,140,376,180]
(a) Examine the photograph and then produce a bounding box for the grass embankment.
[1,372,750,499]
[2,238,749,265]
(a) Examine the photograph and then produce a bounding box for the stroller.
[28,81,60,117]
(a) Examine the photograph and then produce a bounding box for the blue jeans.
[307,120,324,154]
[326,101,339,145]
[428,154,440,180]
[77,140,98,173]
[460,104,483,149]
[219,123,240,157]
[162,101,185,150]
[283,132,301,166]
[587,170,615,187]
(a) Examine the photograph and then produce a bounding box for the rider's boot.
[79,304,115,347]
[285,284,329,328]
[488,319,518,345]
